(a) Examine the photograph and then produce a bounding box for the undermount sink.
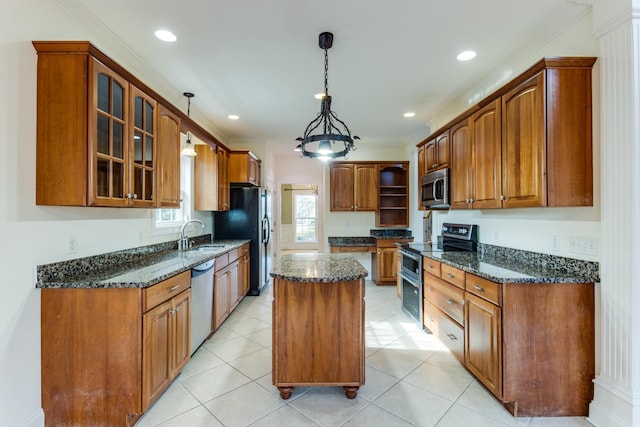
[191,244,226,251]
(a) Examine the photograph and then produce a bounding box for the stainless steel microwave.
[420,168,450,209]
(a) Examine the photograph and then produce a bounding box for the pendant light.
[295,32,360,160]
[181,92,197,157]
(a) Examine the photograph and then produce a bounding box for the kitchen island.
[270,253,368,399]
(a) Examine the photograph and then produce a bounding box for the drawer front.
[424,276,464,325]
[423,258,441,278]
[334,246,372,253]
[441,264,465,289]
[465,273,501,306]
[239,244,250,257]
[227,248,240,264]
[215,253,229,271]
[423,299,439,335]
[143,270,191,312]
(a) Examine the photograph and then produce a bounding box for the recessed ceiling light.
[457,50,476,61]
[154,29,177,42]
[314,93,326,100]
[228,115,240,120]
[403,112,416,118]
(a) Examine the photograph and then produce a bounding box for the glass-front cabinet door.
[89,59,130,206]
[130,85,157,207]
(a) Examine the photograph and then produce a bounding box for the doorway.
[279,184,319,251]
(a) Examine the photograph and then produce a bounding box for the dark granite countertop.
[36,239,250,289]
[329,229,413,247]
[414,245,599,284]
[270,253,368,283]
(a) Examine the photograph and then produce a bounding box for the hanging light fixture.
[296,32,359,160]
[181,92,197,157]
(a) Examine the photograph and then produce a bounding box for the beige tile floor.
[136,280,594,427]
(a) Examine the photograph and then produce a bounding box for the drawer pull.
[169,285,181,292]
[426,265,433,269]
[446,299,455,305]
[446,273,454,278]
[426,287,434,292]
[446,333,458,341]
[473,284,484,292]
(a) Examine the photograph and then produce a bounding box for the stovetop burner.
[401,223,478,255]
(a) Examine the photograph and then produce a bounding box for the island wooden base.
[272,277,365,399]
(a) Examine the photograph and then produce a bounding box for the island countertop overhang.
[270,253,368,283]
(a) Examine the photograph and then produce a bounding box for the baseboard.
[20,409,44,427]
[588,378,639,427]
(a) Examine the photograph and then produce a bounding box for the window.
[153,156,192,234]
[294,192,317,242]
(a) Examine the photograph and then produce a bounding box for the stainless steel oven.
[399,264,422,325]
[399,222,478,327]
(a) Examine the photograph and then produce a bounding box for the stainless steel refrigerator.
[213,185,269,296]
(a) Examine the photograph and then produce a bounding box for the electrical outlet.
[67,236,78,254]
[569,237,598,256]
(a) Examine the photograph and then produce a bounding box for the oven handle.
[400,250,421,263]
[432,178,443,201]
[399,271,422,288]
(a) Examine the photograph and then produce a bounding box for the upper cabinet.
[426,56,596,210]
[229,150,261,186]
[193,143,230,211]
[329,163,378,211]
[157,106,181,208]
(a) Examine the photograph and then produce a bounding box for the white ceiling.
[6,0,593,152]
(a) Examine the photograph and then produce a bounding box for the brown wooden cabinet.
[142,284,191,409]
[33,41,180,208]
[212,244,249,330]
[41,270,191,427]
[422,256,595,416]
[217,147,230,211]
[423,57,595,211]
[371,238,413,285]
[377,162,409,227]
[465,290,502,398]
[229,150,261,186]
[424,130,450,173]
[330,162,378,211]
[194,144,231,211]
[451,100,502,209]
[272,277,365,399]
[157,105,181,207]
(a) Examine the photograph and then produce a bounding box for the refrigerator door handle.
[262,216,270,244]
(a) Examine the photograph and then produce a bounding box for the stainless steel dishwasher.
[190,258,215,355]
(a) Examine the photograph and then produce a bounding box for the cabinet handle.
[446,299,455,305]
[469,198,474,203]
[426,265,433,269]
[426,287,434,292]
[446,273,454,278]
[175,306,180,312]
[447,333,458,341]
[169,285,180,292]
[473,284,484,292]
[500,194,505,201]
[169,308,176,315]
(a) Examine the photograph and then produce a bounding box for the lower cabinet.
[213,243,250,331]
[41,270,192,427]
[372,238,413,285]
[422,258,595,417]
[142,287,191,409]
[464,291,502,398]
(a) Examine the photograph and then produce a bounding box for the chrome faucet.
[178,219,205,251]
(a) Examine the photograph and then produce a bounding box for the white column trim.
[589,4,640,426]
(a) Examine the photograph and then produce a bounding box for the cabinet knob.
[500,194,505,201]
[469,198,474,203]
